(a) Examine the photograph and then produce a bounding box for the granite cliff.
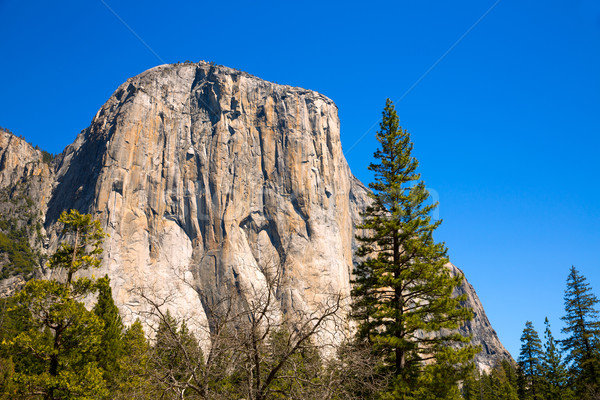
[0,62,511,370]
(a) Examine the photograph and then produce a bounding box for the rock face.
[0,130,53,196]
[0,130,53,293]
[0,62,511,370]
[449,263,513,371]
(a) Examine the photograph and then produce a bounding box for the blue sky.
[1,0,599,358]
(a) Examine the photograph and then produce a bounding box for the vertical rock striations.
[0,62,512,369]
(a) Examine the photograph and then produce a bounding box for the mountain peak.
[0,63,512,370]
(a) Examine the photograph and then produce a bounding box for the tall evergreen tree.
[93,275,124,388]
[561,266,600,396]
[351,99,476,399]
[115,320,153,400]
[517,321,543,400]
[541,317,572,400]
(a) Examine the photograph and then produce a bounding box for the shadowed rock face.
[0,62,512,369]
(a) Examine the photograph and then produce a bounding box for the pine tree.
[488,363,519,400]
[151,311,205,397]
[93,275,124,388]
[500,359,520,396]
[46,209,106,285]
[561,266,600,396]
[461,370,482,400]
[8,210,109,399]
[351,99,476,399]
[115,320,153,400]
[518,321,543,400]
[462,362,519,400]
[152,310,180,377]
[541,317,572,400]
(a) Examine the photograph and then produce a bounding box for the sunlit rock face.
[0,62,512,369]
[0,130,54,296]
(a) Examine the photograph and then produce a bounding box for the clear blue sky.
[1,0,599,358]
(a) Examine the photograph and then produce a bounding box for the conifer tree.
[517,321,543,400]
[115,320,153,400]
[461,370,483,400]
[93,275,124,389]
[541,317,572,400]
[7,210,109,399]
[151,311,205,398]
[488,363,519,400]
[462,362,518,400]
[500,359,520,395]
[561,266,600,396]
[46,209,106,285]
[351,99,476,399]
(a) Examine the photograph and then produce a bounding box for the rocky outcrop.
[0,62,512,369]
[0,130,53,291]
[450,264,513,371]
[0,130,53,194]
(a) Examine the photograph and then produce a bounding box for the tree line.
[462,265,600,400]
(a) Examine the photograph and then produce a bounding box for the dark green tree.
[114,320,153,400]
[541,317,572,400]
[150,311,205,398]
[462,361,518,400]
[517,321,543,400]
[93,275,124,389]
[0,296,46,379]
[0,357,17,399]
[461,370,483,400]
[7,209,108,399]
[561,266,600,397]
[351,99,476,399]
[499,359,520,396]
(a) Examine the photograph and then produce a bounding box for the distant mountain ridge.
[0,61,512,370]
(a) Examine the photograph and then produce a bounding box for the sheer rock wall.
[0,62,512,369]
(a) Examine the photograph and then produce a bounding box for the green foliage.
[0,231,38,279]
[0,188,43,280]
[495,266,600,400]
[517,321,543,399]
[47,209,107,284]
[541,317,573,400]
[0,357,17,399]
[462,361,519,400]
[325,339,391,399]
[114,321,153,400]
[351,99,476,398]
[264,329,323,400]
[8,276,107,398]
[561,266,600,397]
[41,150,55,164]
[93,275,124,389]
[0,210,110,399]
[151,311,205,398]
[406,345,475,400]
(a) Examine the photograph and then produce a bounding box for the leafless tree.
[130,258,349,400]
